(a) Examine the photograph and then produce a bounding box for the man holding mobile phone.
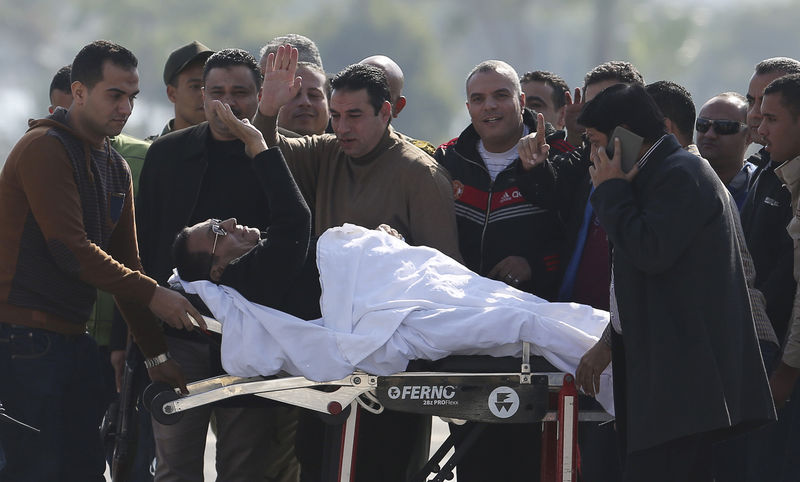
[579,83,775,481]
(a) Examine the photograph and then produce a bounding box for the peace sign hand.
[518,112,551,171]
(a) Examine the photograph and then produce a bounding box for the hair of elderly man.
[172,227,215,283]
[260,33,323,70]
[755,57,800,77]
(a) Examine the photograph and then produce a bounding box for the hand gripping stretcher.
[144,316,612,482]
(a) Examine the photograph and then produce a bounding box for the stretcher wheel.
[150,390,183,425]
[142,382,172,412]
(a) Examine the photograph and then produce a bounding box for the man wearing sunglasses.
[137,49,301,482]
[696,92,753,210]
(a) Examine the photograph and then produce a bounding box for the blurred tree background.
[0,0,796,165]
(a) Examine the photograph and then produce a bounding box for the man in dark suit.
[577,84,775,481]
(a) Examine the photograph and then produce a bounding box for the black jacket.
[740,148,796,343]
[434,109,569,299]
[591,135,775,453]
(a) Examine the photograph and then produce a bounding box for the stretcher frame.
[145,316,612,482]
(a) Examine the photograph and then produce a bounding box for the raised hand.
[258,44,302,117]
[564,87,585,146]
[212,100,267,158]
[518,112,551,171]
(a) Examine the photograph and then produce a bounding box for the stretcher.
[144,316,612,482]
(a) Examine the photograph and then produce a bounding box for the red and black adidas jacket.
[434,109,574,300]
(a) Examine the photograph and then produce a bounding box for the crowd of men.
[0,33,799,482]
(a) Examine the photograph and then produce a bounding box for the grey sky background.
[0,0,795,166]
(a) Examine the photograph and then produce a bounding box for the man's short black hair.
[172,228,214,282]
[71,40,138,89]
[50,65,72,99]
[764,73,800,121]
[578,83,666,144]
[645,81,695,142]
[203,48,263,89]
[584,61,644,90]
[520,70,569,109]
[755,57,800,77]
[330,64,390,116]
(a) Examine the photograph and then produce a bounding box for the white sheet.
[172,224,614,413]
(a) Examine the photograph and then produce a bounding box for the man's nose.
[221,218,237,231]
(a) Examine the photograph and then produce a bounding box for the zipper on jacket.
[478,179,494,274]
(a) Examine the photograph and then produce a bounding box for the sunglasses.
[210,219,227,256]
[695,118,747,135]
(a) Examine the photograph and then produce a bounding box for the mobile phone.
[605,126,644,173]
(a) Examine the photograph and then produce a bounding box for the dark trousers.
[624,433,714,482]
[296,409,430,482]
[0,324,108,481]
[450,422,542,482]
[713,340,800,482]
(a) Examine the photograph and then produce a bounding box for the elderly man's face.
[187,218,260,280]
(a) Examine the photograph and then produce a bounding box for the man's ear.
[519,92,525,110]
[71,81,86,106]
[166,84,178,104]
[209,262,226,282]
[392,96,406,118]
[556,106,566,130]
[380,101,392,123]
[663,118,676,137]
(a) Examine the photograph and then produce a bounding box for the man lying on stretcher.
[170,101,613,411]
[171,100,404,321]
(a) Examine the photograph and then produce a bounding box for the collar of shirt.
[636,134,670,170]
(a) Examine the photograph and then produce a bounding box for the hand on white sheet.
[377,224,404,241]
[148,285,207,332]
[212,100,267,158]
[576,339,611,396]
[258,44,301,117]
[517,112,550,171]
[147,359,189,395]
[487,256,531,287]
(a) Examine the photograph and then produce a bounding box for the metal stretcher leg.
[337,401,360,482]
[541,374,579,482]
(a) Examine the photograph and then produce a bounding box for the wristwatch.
[144,352,171,369]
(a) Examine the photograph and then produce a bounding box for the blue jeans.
[0,324,107,481]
